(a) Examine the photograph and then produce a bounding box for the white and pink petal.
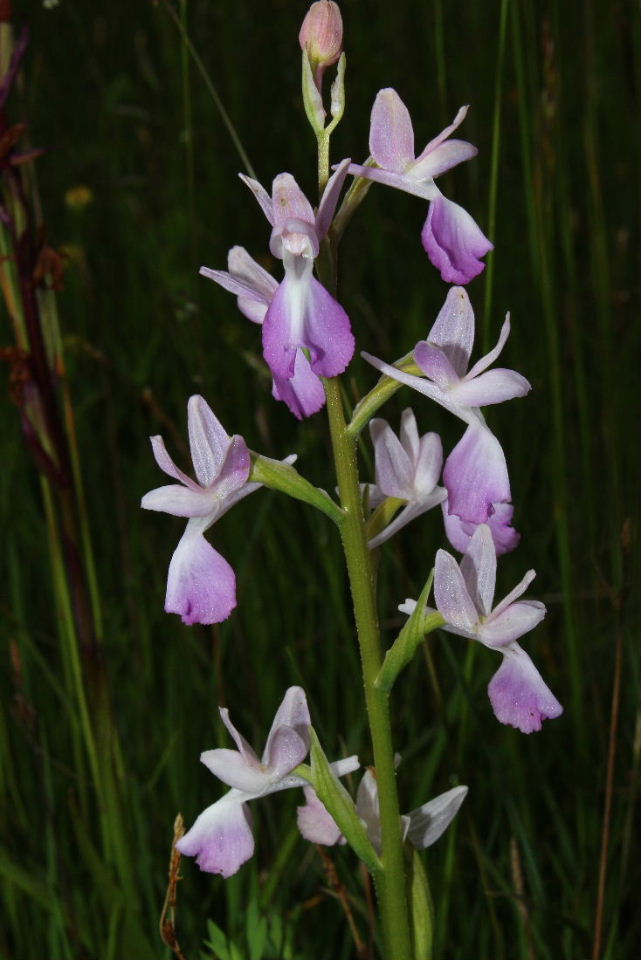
[165,522,237,625]
[177,792,254,877]
[421,194,493,285]
[487,644,563,733]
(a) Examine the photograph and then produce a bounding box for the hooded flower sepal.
[141,395,258,625]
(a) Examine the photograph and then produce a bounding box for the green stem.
[324,377,412,960]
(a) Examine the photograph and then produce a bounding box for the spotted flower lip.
[177,687,359,877]
[340,88,492,283]
[400,525,563,733]
[367,408,446,549]
[239,161,355,387]
[141,395,260,625]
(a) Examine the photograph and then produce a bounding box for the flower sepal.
[375,571,444,692]
[309,729,381,872]
[347,351,422,438]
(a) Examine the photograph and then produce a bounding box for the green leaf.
[375,572,445,692]
[405,847,434,960]
[249,454,344,526]
[309,729,382,874]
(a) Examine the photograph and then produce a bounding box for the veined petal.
[263,686,311,765]
[177,792,254,877]
[449,368,531,407]
[488,643,563,733]
[369,88,415,173]
[218,707,261,767]
[199,266,273,306]
[481,599,546,647]
[228,246,278,299]
[419,105,469,158]
[442,500,520,556]
[316,158,351,238]
[271,173,315,228]
[262,727,309,782]
[427,285,475,377]
[460,524,496,616]
[302,275,354,377]
[345,161,438,200]
[399,408,420,461]
[360,352,465,422]
[434,548,478,631]
[238,297,268,324]
[239,174,274,224]
[141,484,216,518]
[370,418,415,498]
[466,315,510,379]
[297,785,345,845]
[414,341,461,389]
[443,424,511,523]
[208,435,250,500]
[414,432,444,495]
[271,350,326,420]
[149,435,199,490]
[421,194,493,285]
[406,786,468,849]
[187,395,231,487]
[368,492,446,549]
[165,524,236,625]
[492,569,537,618]
[200,748,269,794]
[410,139,477,180]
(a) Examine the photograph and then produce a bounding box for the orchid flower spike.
[368,409,446,549]
[141,395,259,625]
[177,687,359,877]
[200,247,326,420]
[363,286,531,523]
[400,525,563,733]
[343,88,493,283]
[297,764,468,852]
[236,161,355,404]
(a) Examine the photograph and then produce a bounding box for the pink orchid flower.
[200,247,326,420]
[141,395,259,625]
[238,160,355,394]
[343,88,492,283]
[363,286,530,524]
[177,687,358,877]
[401,525,563,733]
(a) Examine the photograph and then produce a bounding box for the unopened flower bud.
[299,2,343,83]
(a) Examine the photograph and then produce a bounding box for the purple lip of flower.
[400,525,563,733]
[338,88,493,283]
[238,161,355,386]
[297,764,468,853]
[367,408,447,549]
[200,247,326,420]
[140,394,261,626]
[176,687,359,877]
[442,498,520,556]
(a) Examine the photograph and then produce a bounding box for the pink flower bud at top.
[299,2,343,83]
